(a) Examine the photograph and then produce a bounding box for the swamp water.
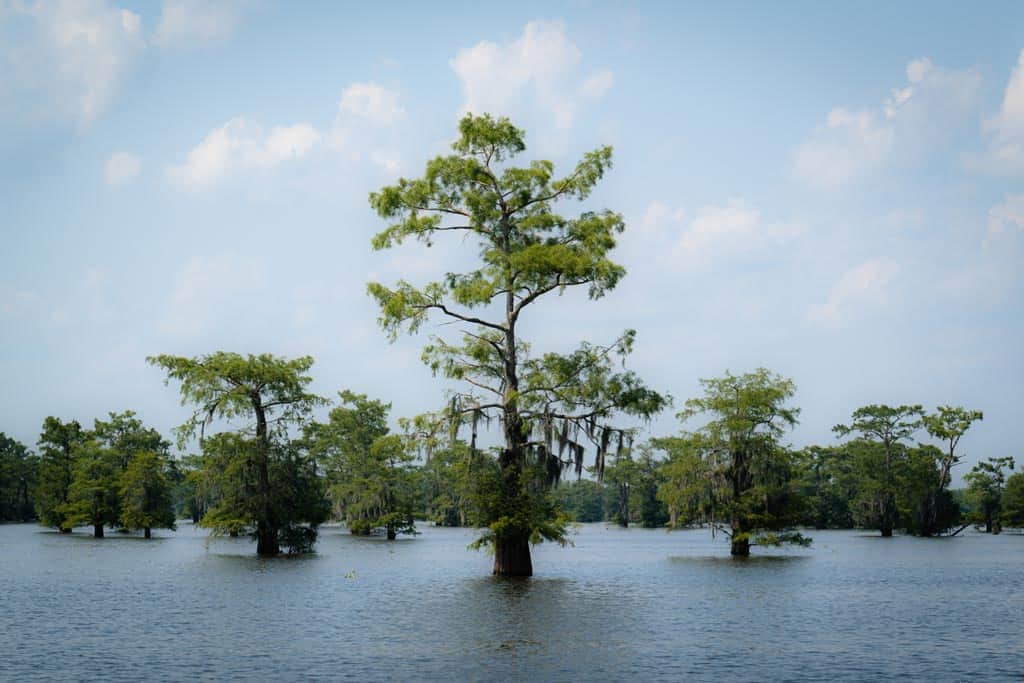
[1,522,1021,681]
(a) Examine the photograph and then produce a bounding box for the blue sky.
[2,1,1022,482]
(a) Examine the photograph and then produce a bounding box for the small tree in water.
[149,352,328,555]
[367,114,667,576]
[833,404,923,537]
[120,451,177,539]
[307,391,418,540]
[656,369,809,556]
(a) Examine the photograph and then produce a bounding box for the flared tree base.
[493,535,533,577]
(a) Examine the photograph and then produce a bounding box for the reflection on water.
[1,522,1022,681]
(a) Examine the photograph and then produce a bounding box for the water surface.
[1,523,1021,681]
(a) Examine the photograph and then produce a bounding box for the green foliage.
[36,417,87,529]
[196,434,329,551]
[367,114,666,572]
[793,445,856,529]
[147,352,325,447]
[632,448,670,528]
[418,440,489,526]
[833,404,923,536]
[94,410,169,470]
[551,478,605,523]
[600,445,668,527]
[656,369,809,553]
[900,444,960,536]
[119,451,176,535]
[1002,470,1024,528]
[60,441,121,532]
[150,352,328,554]
[0,433,38,521]
[308,392,418,538]
[964,456,1015,532]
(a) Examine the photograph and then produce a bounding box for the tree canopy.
[367,114,668,575]
[149,352,328,555]
[657,369,809,556]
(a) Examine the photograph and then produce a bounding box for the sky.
[2,1,1023,483]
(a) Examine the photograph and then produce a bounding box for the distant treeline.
[3,367,1023,549]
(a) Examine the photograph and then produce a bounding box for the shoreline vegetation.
[3,116,1021,572]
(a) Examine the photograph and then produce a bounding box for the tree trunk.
[880,492,895,537]
[191,509,200,524]
[493,533,533,577]
[387,526,397,541]
[985,517,993,533]
[256,525,279,556]
[144,527,151,539]
[669,506,678,528]
[993,521,1002,535]
[60,527,72,534]
[730,535,750,556]
[252,397,278,557]
[93,524,104,538]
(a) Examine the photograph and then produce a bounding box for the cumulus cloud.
[1,0,144,126]
[168,117,320,189]
[450,21,613,128]
[973,50,1024,174]
[666,200,804,270]
[794,108,895,188]
[337,82,404,126]
[636,201,686,237]
[329,82,405,172]
[104,151,140,186]
[154,0,246,48]
[795,58,981,188]
[806,259,899,327]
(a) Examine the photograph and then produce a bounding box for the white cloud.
[794,108,894,188]
[450,20,612,128]
[987,194,1024,236]
[337,82,404,126]
[104,151,141,186]
[160,252,266,338]
[578,69,614,99]
[636,201,686,237]
[668,200,804,269]
[806,259,899,327]
[1,0,144,126]
[974,50,1024,174]
[154,0,245,48]
[795,57,981,188]
[329,82,405,172]
[168,117,320,189]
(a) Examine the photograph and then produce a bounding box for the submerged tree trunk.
[993,520,1002,535]
[256,524,279,556]
[93,524,104,538]
[880,492,895,537]
[386,526,397,540]
[493,533,533,577]
[60,527,72,534]
[253,398,280,556]
[730,534,750,557]
[144,527,151,539]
